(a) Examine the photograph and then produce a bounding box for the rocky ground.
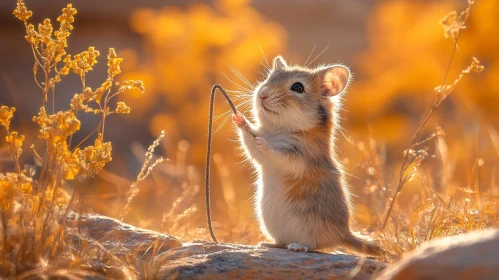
[77,214,499,279]
[76,214,384,279]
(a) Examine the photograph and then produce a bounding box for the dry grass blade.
[120,131,165,221]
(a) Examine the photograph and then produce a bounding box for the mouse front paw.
[286,243,309,253]
[232,113,247,129]
[255,137,270,152]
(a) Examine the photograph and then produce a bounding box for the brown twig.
[205,84,240,243]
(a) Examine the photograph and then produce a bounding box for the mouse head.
[253,56,351,131]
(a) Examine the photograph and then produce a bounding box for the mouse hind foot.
[286,243,309,252]
[259,242,310,253]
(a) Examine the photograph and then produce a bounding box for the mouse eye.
[290,82,304,94]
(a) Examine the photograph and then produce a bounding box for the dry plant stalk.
[120,131,165,221]
[204,84,241,243]
[382,0,484,229]
[204,84,260,243]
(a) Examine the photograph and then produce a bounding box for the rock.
[378,228,499,280]
[73,214,385,279]
[156,243,385,279]
[70,213,183,257]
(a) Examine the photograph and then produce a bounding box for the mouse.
[232,55,382,255]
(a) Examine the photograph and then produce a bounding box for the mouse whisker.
[258,45,271,71]
[230,95,252,102]
[214,112,232,134]
[260,63,270,73]
[226,89,252,96]
[214,98,252,125]
[222,72,252,93]
[304,44,316,66]
[229,66,254,90]
[306,45,329,67]
[213,100,254,134]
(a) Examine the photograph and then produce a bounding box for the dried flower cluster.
[440,0,474,40]
[434,57,484,106]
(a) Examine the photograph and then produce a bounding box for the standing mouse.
[232,56,382,255]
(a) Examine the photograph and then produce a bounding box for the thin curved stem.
[205,84,239,243]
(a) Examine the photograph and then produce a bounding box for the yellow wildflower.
[59,144,82,180]
[107,48,123,78]
[33,107,81,142]
[60,54,73,76]
[20,180,33,194]
[75,133,112,178]
[93,86,106,104]
[0,173,16,211]
[70,87,101,113]
[38,19,53,40]
[70,47,100,75]
[55,4,77,46]
[60,66,70,75]
[0,172,33,211]
[25,23,37,43]
[117,80,146,94]
[70,93,87,112]
[13,0,32,22]
[0,106,16,129]
[115,102,131,114]
[5,131,25,157]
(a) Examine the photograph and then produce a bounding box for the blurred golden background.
[1,0,497,245]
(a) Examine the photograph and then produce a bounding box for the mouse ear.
[272,56,287,70]
[318,65,351,96]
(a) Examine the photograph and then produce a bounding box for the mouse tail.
[342,233,383,256]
